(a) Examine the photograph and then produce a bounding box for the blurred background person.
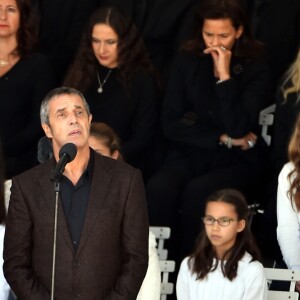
[0,0,55,178]
[64,6,160,176]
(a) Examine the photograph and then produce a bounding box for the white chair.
[149,226,171,260]
[259,103,276,146]
[265,267,300,300]
[160,260,176,300]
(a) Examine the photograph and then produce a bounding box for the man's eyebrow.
[54,107,66,115]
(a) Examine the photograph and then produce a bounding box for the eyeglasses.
[202,216,236,227]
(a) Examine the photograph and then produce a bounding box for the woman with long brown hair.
[64,6,159,170]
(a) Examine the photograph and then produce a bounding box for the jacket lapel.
[76,155,113,255]
[38,159,75,253]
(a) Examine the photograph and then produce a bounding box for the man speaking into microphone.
[3,87,149,299]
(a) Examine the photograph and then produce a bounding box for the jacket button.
[73,260,80,267]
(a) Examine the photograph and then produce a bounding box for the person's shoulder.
[93,151,139,176]
[279,161,295,179]
[180,256,192,270]
[239,252,265,274]
[19,52,54,76]
[242,56,270,75]
[22,52,51,65]
[13,159,53,183]
[173,51,202,66]
[132,69,157,88]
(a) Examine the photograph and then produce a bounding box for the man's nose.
[69,114,78,124]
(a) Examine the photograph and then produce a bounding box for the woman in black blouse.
[146,0,271,260]
[64,6,159,170]
[0,0,55,178]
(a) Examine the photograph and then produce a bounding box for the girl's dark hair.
[181,0,264,59]
[15,0,38,56]
[189,189,260,281]
[0,141,6,224]
[90,122,122,159]
[64,5,156,93]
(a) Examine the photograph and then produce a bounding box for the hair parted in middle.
[189,189,260,281]
[64,5,155,93]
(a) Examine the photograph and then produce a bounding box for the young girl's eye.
[219,218,231,226]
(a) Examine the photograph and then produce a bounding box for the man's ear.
[42,123,53,138]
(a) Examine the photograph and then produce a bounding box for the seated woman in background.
[64,6,159,173]
[88,122,161,300]
[0,0,55,178]
[272,48,300,175]
[146,0,271,259]
[277,114,300,293]
[177,189,267,300]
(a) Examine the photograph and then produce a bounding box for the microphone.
[50,143,77,182]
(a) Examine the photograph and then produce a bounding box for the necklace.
[0,59,9,67]
[97,69,112,93]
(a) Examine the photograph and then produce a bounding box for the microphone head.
[59,143,77,162]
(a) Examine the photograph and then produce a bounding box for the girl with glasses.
[176,189,267,300]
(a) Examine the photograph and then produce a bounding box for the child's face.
[204,201,245,258]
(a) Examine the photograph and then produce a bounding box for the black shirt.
[60,151,94,249]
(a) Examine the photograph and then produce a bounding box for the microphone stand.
[51,180,60,300]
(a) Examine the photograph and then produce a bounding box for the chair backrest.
[160,260,176,300]
[265,268,300,300]
[150,226,171,260]
[259,103,276,146]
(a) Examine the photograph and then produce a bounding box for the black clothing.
[146,52,271,259]
[272,89,300,175]
[0,53,55,178]
[85,66,159,169]
[60,151,94,249]
[251,0,300,92]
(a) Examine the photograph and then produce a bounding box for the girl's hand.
[203,45,231,80]
[296,281,300,292]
